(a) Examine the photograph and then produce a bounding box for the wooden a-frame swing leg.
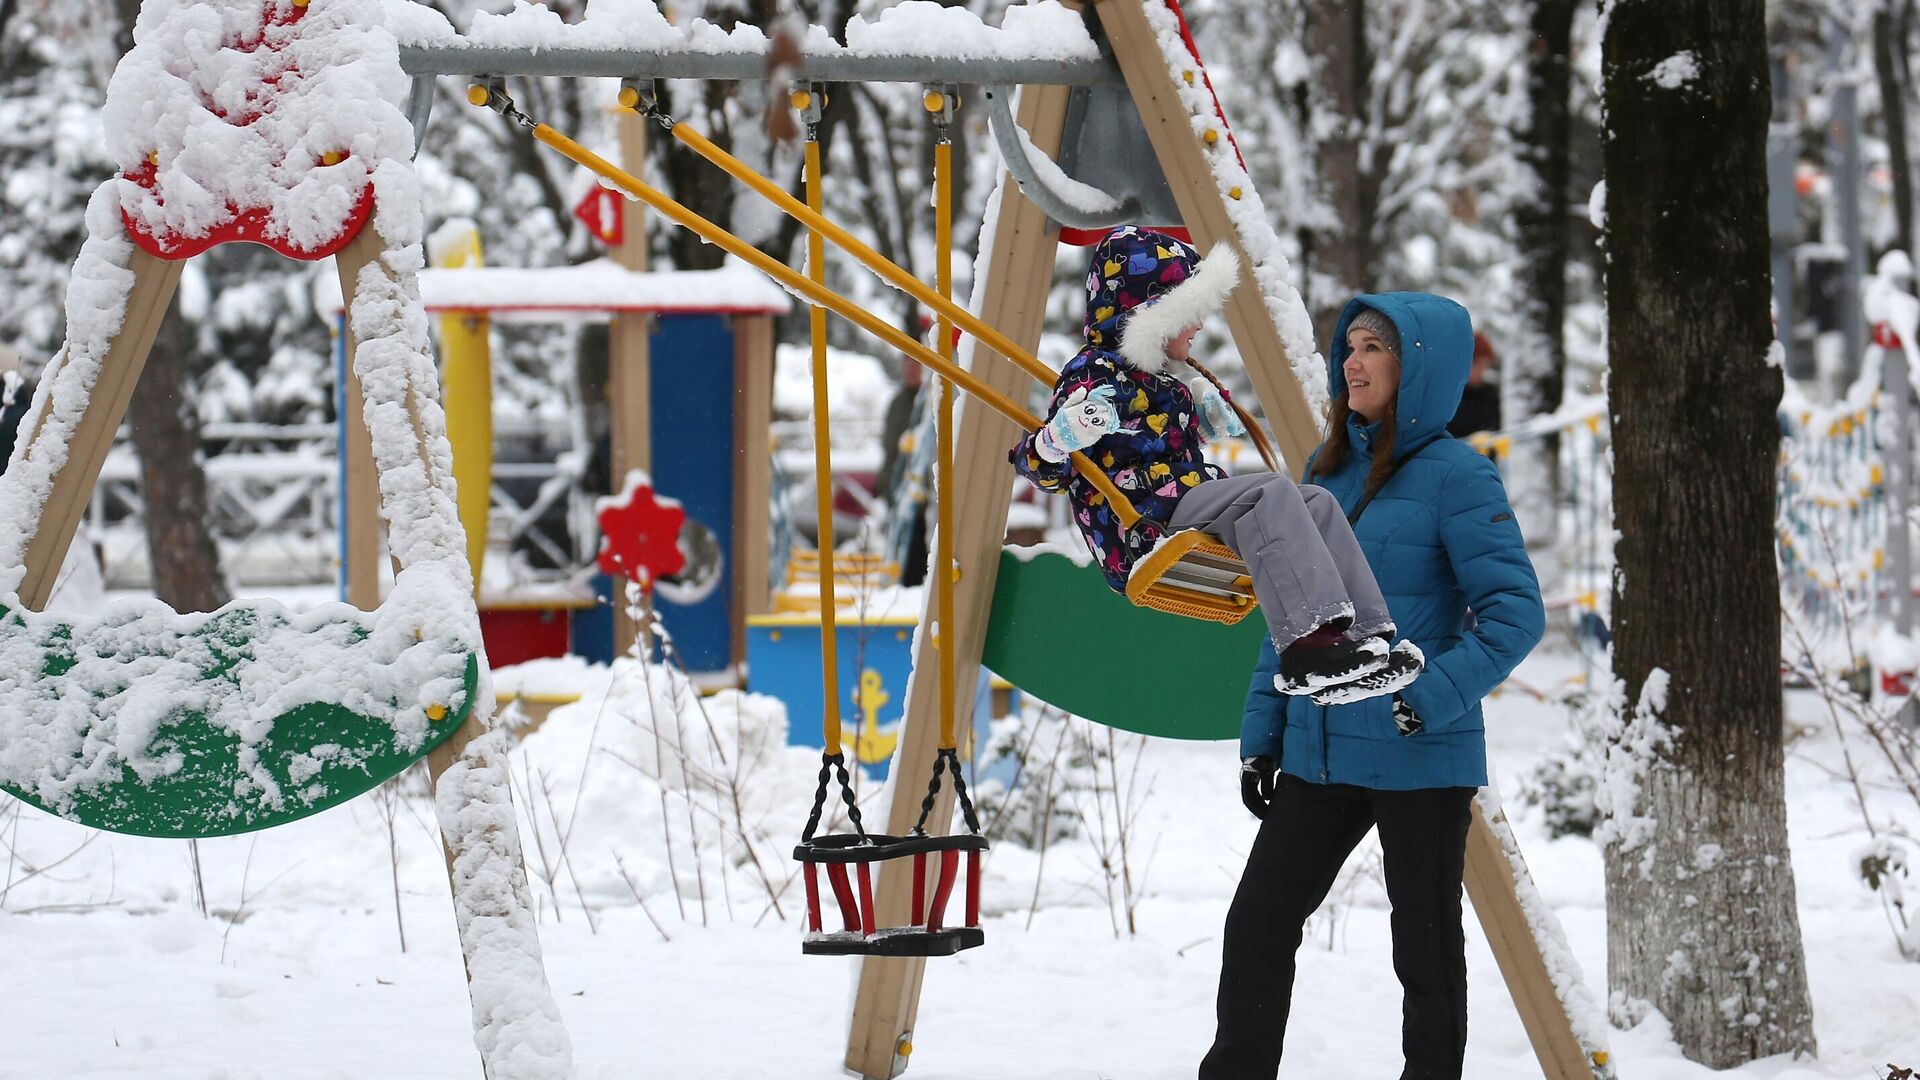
[1096,0,1322,470]
[841,67,1079,1080]
[337,219,546,1079]
[1466,798,1610,1079]
[14,246,183,612]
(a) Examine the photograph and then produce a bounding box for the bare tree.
[1599,0,1816,1065]
[129,297,229,613]
[1504,0,1580,577]
[1874,0,1916,255]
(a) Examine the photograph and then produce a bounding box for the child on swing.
[1011,226,1421,702]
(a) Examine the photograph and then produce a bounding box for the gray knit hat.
[1347,307,1401,357]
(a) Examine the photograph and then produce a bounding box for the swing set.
[0,1,1612,1077]
[445,1,1614,1074]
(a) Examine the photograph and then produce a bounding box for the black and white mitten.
[1391,694,1424,736]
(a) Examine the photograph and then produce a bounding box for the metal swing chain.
[911,747,982,837]
[801,750,867,844]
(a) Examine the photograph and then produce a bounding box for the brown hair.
[1310,391,1398,495]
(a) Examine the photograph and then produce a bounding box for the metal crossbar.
[396,44,1122,86]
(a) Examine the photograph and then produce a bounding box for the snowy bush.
[974,700,1158,936]
[502,653,823,929]
[1517,683,1608,839]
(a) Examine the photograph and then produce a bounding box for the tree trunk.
[1874,0,1916,257]
[1504,0,1576,584]
[1302,0,1373,341]
[655,80,737,271]
[128,297,229,614]
[1600,0,1816,1067]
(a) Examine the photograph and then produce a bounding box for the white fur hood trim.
[1116,243,1241,373]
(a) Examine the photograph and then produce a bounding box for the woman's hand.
[1035,384,1121,462]
[1240,755,1278,819]
[1391,694,1423,736]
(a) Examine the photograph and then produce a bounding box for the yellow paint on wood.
[431,221,493,590]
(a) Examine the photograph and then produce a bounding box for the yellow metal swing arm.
[660,116,1281,476]
[476,91,1143,531]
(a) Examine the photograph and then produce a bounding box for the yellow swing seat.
[1125,529,1258,625]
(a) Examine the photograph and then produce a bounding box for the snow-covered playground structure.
[0,1,1626,1078]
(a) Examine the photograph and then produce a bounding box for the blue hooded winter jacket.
[1241,293,1544,790]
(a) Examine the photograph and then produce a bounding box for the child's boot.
[1273,626,1390,695]
[1310,641,1426,706]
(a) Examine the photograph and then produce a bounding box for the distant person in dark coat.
[1446,331,1501,439]
[877,357,928,587]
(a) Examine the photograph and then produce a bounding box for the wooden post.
[338,239,388,611]
[1095,0,1323,469]
[843,74,1075,1080]
[16,246,183,611]
[1464,799,1609,1079]
[608,110,652,657]
[731,312,774,669]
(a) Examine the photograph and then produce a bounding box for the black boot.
[1274,633,1389,695]
[1311,641,1427,705]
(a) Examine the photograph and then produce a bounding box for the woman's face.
[1343,328,1400,422]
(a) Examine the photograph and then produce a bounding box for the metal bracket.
[983,84,1178,231]
[924,83,958,134]
[791,81,826,131]
[406,75,436,156]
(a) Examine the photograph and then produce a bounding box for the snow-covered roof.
[314,257,792,319]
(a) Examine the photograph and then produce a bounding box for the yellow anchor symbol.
[846,669,900,764]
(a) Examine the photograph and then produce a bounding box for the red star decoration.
[597,481,687,587]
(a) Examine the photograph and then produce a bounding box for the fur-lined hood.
[1079,226,1239,374]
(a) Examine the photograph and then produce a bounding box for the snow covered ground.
[2,648,1916,1080]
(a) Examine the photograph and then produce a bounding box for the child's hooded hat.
[1080,226,1240,374]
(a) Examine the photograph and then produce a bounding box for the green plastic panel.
[983,548,1266,741]
[0,603,479,838]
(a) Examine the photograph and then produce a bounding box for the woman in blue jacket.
[1199,294,1544,1080]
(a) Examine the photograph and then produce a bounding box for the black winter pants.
[1199,774,1477,1080]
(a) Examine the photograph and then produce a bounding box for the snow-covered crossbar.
[387,0,1112,84]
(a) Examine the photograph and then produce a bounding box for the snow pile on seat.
[105,0,413,254]
[0,576,469,819]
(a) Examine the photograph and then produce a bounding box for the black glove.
[1239,755,1278,819]
[1391,694,1423,736]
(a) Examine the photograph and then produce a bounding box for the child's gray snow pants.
[1167,472,1393,648]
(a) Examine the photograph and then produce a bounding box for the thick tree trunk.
[128,298,229,614]
[1874,0,1916,257]
[1600,0,1815,1067]
[1504,0,1576,583]
[1302,0,1374,341]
